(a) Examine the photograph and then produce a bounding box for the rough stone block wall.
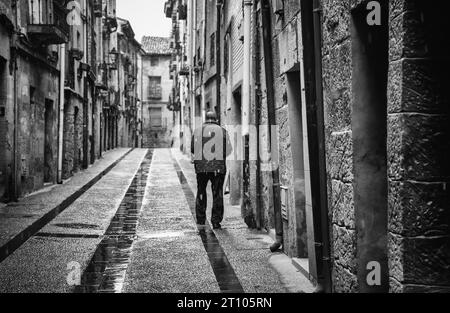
[0,47,12,201]
[63,96,84,180]
[248,0,308,258]
[17,58,59,197]
[387,0,450,293]
[322,0,358,293]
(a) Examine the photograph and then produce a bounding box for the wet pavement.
[75,150,153,293]
[0,148,315,293]
[172,157,243,293]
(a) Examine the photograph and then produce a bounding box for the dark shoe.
[212,223,222,230]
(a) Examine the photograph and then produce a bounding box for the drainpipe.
[140,54,143,148]
[299,0,332,292]
[190,0,196,132]
[242,0,252,225]
[11,0,19,201]
[261,0,283,252]
[311,0,332,293]
[253,0,263,229]
[57,44,66,184]
[83,3,89,169]
[216,0,221,123]
[201,0,207,121]
[242,0,252,137]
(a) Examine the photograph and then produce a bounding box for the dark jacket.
[191,121,233,174]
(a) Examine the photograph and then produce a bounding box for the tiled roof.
[141,36,172,55]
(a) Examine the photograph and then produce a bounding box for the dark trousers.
[196,172,226,225]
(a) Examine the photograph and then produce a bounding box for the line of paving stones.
[74,150,153,293]
[171,152,244,293]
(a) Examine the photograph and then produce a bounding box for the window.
[149,107,162,128]
[150,56,159,66]
[148,76,162,100]
[77,31,81,50]
[30,86,36,106]
[195,97,201,117]
[210,32,216,67]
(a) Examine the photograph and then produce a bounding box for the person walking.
[191,111,232,229]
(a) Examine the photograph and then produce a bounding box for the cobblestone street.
[0,149,313,293]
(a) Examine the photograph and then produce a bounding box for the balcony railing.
[27,0,69,45]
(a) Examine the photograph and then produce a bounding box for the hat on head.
[205,110,218,123]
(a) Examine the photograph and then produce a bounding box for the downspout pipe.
[253,0,263,229]
[216,0,221,123]
[242,0,253,225]
[312,0,332,293]
[201,0,207,122]
[57,44,66,184]
[11,1,19,201]
[242,0,252,137]
[261,0,283,252]
[299,0,332,292]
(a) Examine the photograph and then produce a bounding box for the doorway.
[73,106,80,172]
[351,1,389,293]
[229,87,242,206]
[286,70,310,261]
[91,103,95,164]
[44,99,54,183]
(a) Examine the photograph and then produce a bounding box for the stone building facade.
[63,0,101,179]
[0,0,15,202]
[171,0,450,293]
[140,36,174,148]
[0,0,142,203]
[116,18,141,149]
[0,0,67,198]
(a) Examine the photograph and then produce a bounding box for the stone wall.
[387,0,450,293]
[17,57,59,196]
[246,0,309,258]
[0,25,12,201]
[141,54,174,149]
[321,0,360,293]
[63,95,84,180]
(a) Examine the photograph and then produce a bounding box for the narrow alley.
[0,148,313,293]
[1,0,449,298]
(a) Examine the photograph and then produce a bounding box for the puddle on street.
[74,150,152,293]
[138,231,187,240]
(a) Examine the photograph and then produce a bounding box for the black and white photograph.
[0,0,449,304]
